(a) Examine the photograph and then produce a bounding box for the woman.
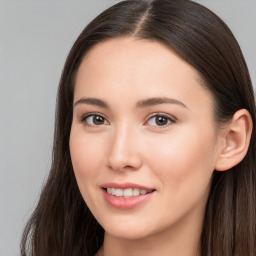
[21,0,256,255]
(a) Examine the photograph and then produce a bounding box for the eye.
[81,114,109,126]
[146,114,175,127]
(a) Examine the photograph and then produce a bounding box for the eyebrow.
[136,97,188,108]
[73,97,187,109]
[74,97,109,108]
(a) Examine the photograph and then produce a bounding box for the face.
[69,38,222,241]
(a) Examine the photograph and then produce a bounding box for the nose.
[106,124,143,172]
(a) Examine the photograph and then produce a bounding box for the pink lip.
[101,182,153,190]
[101,182,155,210]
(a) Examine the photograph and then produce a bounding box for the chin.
[99,216,160,241]
[105,227,152,241]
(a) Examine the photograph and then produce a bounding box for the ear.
[215,109,253,171]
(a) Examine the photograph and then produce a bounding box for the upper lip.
[101,182,155,191]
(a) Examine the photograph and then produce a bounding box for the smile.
[106,188,153,198]
[101,183,155,209]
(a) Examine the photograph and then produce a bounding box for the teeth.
[124,188,132,198]
[133,188,140,196]
[140,189,147,195]
[106,188,153,197]
[115,189,124,197]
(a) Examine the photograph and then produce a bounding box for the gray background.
[0,1,255,255]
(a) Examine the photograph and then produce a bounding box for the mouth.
[103,187,155,198]
[101,182,156,209]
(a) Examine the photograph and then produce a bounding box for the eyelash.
[80,113,109,127]
[145,113,176,127]
[80,112,176,128]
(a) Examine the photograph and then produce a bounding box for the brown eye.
[155,116,169,126]
[83,114,108,126]
[147,114,175,127]
[93,115,105,125]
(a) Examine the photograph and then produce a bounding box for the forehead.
[78,37,200,82]
[74,37,213,111]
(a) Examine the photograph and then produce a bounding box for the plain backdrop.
[0,1,255,255]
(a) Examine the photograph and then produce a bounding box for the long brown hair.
[21,0,256,255]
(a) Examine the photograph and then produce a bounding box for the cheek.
[69,130,110,214]
[147,125,217,192]
[144,126,217,224]
[69,130,107,192]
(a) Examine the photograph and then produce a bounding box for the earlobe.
[214,109,253,171]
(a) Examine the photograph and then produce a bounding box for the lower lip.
[102,189,155,210]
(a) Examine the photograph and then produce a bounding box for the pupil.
[93,115,104,125]
[156,116,167,126]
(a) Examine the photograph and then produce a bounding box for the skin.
[69,38,225,256]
